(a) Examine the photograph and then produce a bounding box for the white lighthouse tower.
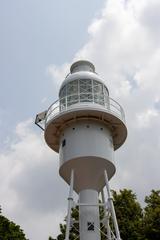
[35,60,127,240]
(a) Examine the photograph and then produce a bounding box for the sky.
[0,0,160,239]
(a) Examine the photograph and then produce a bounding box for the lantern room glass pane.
[59,78,109,110]
[67,94,79,106]
[67,80,78,96]
[93,80,104,105]
[67,80,79,106]
[79,79,93,102]
[93,80,103,94]
[104,86,109,106]
[60,97,66,111]
[80,93,93,102]
[60,80,79,108]
[59,85,66,98]
[79,79,92,93]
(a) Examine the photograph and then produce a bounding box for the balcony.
[45,93,125,126]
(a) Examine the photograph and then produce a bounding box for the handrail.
[45,93,125,125]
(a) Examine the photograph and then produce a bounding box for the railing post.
[78,79,80,103]
[65,96,67,110]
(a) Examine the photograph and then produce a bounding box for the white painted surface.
[59,70,105,92]
[70,60,95,73]
[43,60,127,240]
[59,120,115,192]
[79,189,100,240]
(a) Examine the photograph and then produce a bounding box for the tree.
[0,205,27,240]
[49,201,108,240]
[143,190,160,240]
[54,206,79,240]
[48,237,55,240]
[50,189,143,240]
[112,189,143,240]
[50,189,160,240]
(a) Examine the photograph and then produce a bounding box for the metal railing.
[45,93,125,125]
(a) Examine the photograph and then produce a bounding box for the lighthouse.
[35,60,127,240]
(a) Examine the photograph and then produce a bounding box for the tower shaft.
[79,189,100,240]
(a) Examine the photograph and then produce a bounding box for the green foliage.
[50,189,160,240]
[53,202,106,240]
[55,206,79,240]
[99,201,107,240]
[48,236,55,240]
[112,189,143,240]
[0,206,27,240]
[143,190,160,240]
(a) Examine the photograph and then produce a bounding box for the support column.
[79,189,101,240]
[101,189,112,240]
[65,169,74,240]
[104,170,121,240]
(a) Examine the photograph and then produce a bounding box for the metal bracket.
[35,110,47,131]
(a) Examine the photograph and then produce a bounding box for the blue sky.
[0,0,160,239]
[0,0,104,141]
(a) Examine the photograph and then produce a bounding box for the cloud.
[41,97,47,104]
[47,63,70,94]
[47,0,160,202]
[136,108,159,128]
[140,0,160,45]
[1,0,160,239]
[0,119,68,239]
